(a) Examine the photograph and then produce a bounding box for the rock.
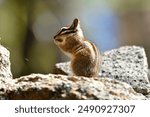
[0,45,149,100]
[54,62,72,75]
[0,45,12,79]
[148,69,150,82]
[145,94,150,100]
[3,74,146,100]
[54,46,150,95]
[0,77,16,99]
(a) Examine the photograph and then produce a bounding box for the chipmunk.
[54,18,101,77]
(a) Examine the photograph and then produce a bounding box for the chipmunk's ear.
[70,18,80,30]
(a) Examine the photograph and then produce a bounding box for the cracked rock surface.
[54,46,150,95]
[1,74,146,100]
[0,45,12,79]
[0,45,149,100]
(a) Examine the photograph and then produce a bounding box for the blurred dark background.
[0,0,150,78]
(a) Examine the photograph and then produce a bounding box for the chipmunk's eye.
[55,38,63,42]
[61,28,67,32]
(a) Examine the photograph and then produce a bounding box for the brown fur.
[54,18,101,77]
